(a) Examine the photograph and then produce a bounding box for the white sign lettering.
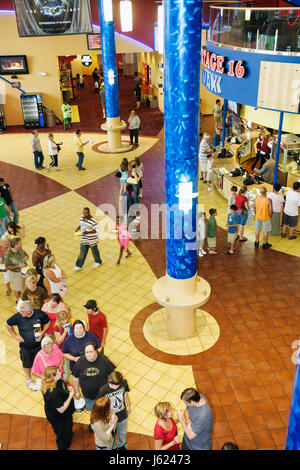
[202,69,222,94]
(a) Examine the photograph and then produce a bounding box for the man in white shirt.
[198,133,213,183]
[282,181,300,239]
[128,110,141,147]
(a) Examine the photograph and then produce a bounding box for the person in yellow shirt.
[74,130,89,171]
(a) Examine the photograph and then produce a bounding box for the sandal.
[225,251,234,255]
[239,238,247,242]
[281,233,286,238]
[288,236,297,240]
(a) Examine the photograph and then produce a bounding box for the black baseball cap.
[84,300,97,309]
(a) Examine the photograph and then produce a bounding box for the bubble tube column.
[98,0,129,152]
[152,0,211,339]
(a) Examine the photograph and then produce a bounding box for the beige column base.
[100,116,130,152]
[152,274,211,340]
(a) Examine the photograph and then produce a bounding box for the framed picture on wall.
[87,34,102,50]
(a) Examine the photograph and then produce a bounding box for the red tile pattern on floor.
[0,413,153,451]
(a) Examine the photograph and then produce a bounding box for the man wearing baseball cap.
[85,300,108,350]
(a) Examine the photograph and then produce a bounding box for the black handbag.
[115,171,121,178]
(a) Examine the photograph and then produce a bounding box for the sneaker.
[207,187,212,191]
[281,233,286,238]
[78,167,86,170]
[26,380,39,391]
[254,241,259,248]
[201,249,207,255]
[73,266,82,271]
[93,262,102,268]
[262,243,272,249]
[198,251,204,257]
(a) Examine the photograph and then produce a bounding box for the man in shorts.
[282,181,300,240]
[199,133,213,183]
[253,187,272,249]
[6,300,50,390]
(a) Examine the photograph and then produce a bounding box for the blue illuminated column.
[222,99,227,148]
[152,0,211,339]
[273,111,284,187]
[99,0,127,151]
[286,344,300,449]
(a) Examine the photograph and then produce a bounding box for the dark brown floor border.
[92,140,134,154]
[130,302,235,367]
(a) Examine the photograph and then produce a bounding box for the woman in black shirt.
[32,237,51,290]
[41,366,75,450]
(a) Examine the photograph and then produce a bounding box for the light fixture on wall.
[120,0,132,32]
[103,0,113,22]
[245,9,251,21]
[157,4,164,54]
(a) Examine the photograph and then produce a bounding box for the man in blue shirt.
[211,129,221,150]
[226,204,240,255]
[178,388,213,450]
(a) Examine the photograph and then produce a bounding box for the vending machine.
[20,93,45,129]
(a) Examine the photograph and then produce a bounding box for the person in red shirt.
[154,402,181,450]
[85,300,107,348]
[234,186,249,242]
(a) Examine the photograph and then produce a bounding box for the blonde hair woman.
[47,134,62,172]
[53,310,72,380]
[41,366,75,450]
[90,397,118,450]
[43,254,67,296]
[154,402,181,450]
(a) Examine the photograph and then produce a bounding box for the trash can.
[45,109,56,127]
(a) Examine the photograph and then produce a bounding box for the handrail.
[210,6,300,10]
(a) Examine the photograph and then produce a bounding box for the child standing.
[197,211,207,257]
[228,186,238,213]
[116,217,132,264]
[206,155,215,191]
[226,204,240,255]
[118,158,129,198]
[207,208,218,255]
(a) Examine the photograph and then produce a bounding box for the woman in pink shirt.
[32,337,64,379]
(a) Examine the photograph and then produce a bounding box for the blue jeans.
[76,244,102,268]
[116,418,127,448]
[33,150,44,169]
[84,397,95,411]
[76,152,84,169]
[96,441,116,450]
[8,202,19,225]
[0,217,6,237]
[132,184,140,204]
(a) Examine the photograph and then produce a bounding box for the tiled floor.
[0,114,299,450]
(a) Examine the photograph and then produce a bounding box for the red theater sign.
[201,49,246,78]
